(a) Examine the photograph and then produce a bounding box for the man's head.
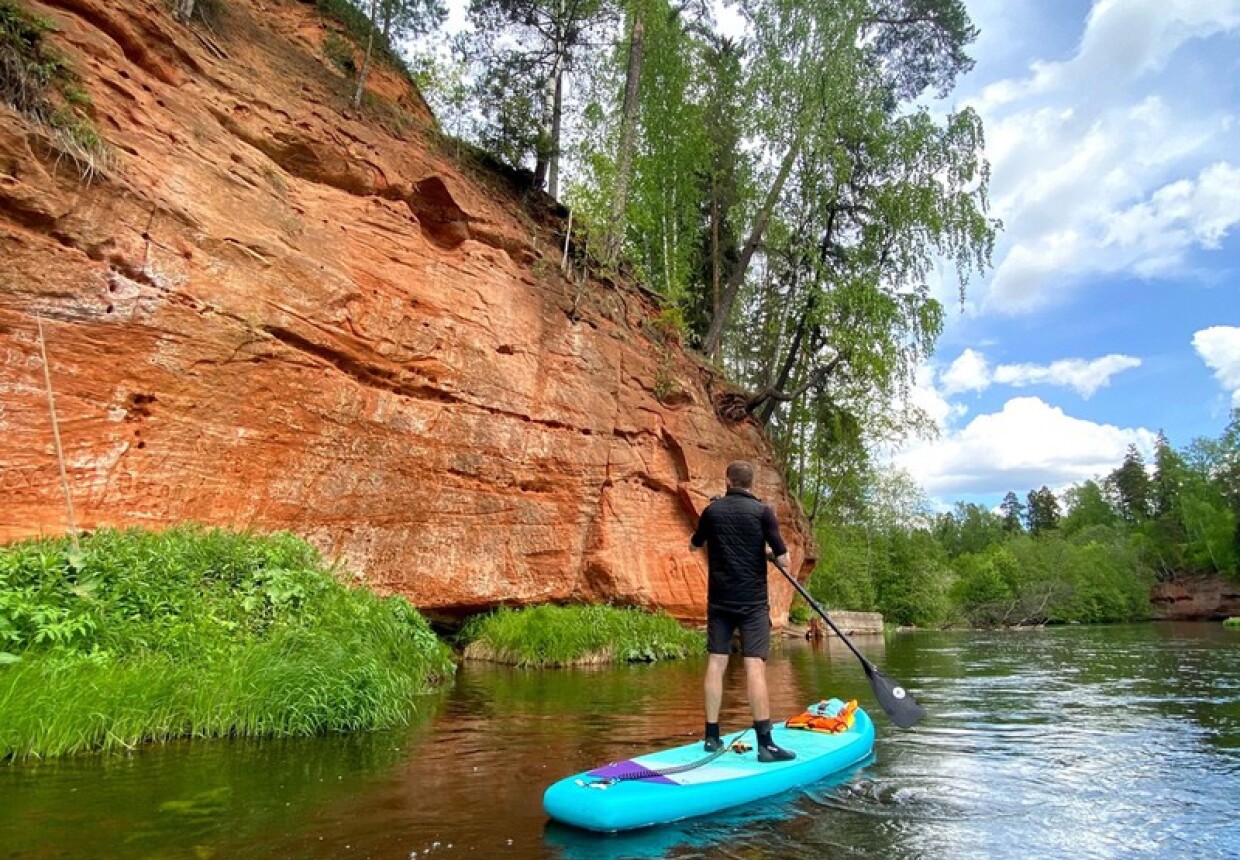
[725,460,755,489]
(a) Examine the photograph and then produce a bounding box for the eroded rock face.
[1150,576,1240,621]
[0,0,815,622]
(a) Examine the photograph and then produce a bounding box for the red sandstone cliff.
[0,0,815,622]
[1150,575,1240,621]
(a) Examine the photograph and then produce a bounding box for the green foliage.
[1224,617,1240,629]
[1026,486,1061,534]
[999,491,1025,533]
[459,0,611,188]
[949,546,1015,626]
[787,600,810,625]
[314,0,445,82]
[323,31,357,75]
[812,514,951,628]
[1061,479,1118,535]
[459,604,702,667]
[0,527,454,758]
[1108,443,1153,523]
[650,305,688,345]
[933,502,1005,557]
[0,0,105,172]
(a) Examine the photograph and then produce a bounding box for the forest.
[809,415,1240,627]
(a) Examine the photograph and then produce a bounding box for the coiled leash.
[583,729,754,787]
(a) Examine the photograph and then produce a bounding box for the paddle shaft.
[771,560,877,673]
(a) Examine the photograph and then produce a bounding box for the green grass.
[0,526,454,759]
[1225,617,1240,629]
[459,604,703,667]
[0,0,107,176]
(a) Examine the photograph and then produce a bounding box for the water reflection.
[1,624,1237,859]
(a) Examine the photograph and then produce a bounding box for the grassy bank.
[0,527,454,759]
[460,604,703,667]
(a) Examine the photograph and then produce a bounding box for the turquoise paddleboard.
[543,704,875,832]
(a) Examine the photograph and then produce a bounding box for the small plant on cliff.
[0,0,106,178]
[313,0,445,86]
[0,526,455,759]
[459,603,703,667]
[323,30,357,75]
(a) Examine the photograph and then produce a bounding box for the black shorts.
[706,605,771,659]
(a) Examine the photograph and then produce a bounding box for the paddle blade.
[864,663,926,729]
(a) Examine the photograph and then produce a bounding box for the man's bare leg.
[743,656,770,722]
[705,653,729,723]
[703,653,729,750]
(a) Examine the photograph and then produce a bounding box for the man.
[690,460,796,763]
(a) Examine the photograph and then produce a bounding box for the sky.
[889,0,1240,508]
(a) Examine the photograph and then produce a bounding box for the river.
[3,623,1237,859]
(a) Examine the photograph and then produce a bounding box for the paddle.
[772,559,926,729]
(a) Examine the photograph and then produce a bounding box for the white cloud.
[1193,325,1240,406]
[992,354,1142,398]
[937,349,1141,398]
[973,1,1240,113]
[959,1,1240,314]
[895,396,1157,496]
[941,348,991,394]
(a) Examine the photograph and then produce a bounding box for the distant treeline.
[809,411,1240,628]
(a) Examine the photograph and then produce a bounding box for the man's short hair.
[726,460,755,489]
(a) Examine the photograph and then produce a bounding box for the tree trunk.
[710,173,721,319]
[700,129,805,358]
[755,298,812,425]
[351,0,379,110]
[548,58,565,199]
[177,0,196,22]
[535,49,564,195]
[606,15,645,262]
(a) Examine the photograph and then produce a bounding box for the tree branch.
[746,350,843,413]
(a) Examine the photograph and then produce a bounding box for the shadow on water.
[0,691,449,860]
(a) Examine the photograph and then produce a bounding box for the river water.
[3,623,1238,859]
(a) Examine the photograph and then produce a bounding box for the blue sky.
[892,0,1240,507]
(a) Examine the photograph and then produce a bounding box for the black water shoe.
[757,741,796,763]
[703,736,724,753]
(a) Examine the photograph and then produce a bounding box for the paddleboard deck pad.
[543,703,876,831]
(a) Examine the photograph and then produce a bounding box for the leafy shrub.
[0,526,454,758]
[322,30,356,75]
[459,604,702,667]
[0,0,106,173]
[787,600,810,625]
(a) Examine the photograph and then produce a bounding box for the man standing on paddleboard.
[690,460,796,763]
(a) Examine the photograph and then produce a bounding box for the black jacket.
[691,488,788,610]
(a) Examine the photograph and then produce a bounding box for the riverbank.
[0,527,454,759]
[459,604,703,667]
